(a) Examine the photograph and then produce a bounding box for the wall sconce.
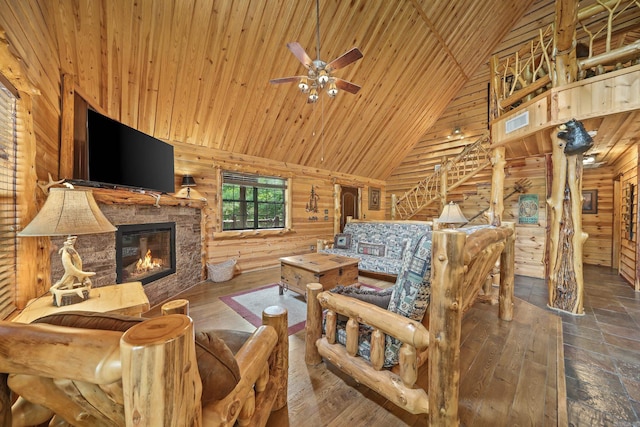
[437,201,468,228]
[18,186,116,306]
[175,175,206,200]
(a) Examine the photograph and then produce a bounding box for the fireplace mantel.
[75,186,207,209]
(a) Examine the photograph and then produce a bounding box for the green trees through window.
[222,171,286,230]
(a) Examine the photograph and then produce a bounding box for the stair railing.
[394,133,492,220]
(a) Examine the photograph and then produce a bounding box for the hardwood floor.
[146,267,572,426]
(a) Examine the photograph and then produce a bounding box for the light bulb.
[298,77,309,93]
[327,81,338,98]
[318,69,329,86]
[308,87,318,103]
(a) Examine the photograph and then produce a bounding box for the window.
[0,78,18,318]
[222,171,287,231]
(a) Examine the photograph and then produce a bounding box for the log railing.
[393,134,492,220]
[491,0,640,117]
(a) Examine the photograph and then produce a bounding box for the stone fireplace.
[116,222,176,285]
[50,202,202,306]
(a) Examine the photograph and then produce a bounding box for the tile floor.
[515,265,640,426]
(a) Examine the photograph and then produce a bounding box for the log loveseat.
[319,220,432,276]
[0,304,288,426]
[306,223,515,426]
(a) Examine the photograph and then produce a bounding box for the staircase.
[394,133,492,220]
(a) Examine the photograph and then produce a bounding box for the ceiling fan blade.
[326,47,363,72]
[334,78,361,94]
[269,76,305,85]
[287,42,313,69]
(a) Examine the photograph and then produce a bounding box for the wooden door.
[340,186,359,232]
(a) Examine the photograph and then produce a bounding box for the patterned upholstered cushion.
[330,231,433,367]
[387,232,433,321]
[357,242,386,257]
[320,221,432,275]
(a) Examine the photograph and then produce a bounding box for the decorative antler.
[37,173,66,194]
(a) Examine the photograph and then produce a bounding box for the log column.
[547,129,587,315]
[262,305,288,411]
[121,315,202,426]
[429,229,465,427]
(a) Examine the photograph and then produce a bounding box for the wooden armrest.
[463,225,514,264]
[235,325,278,380]
[0,322,123,384]
[316,291,429,350]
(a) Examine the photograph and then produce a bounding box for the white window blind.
[0,81,18,318]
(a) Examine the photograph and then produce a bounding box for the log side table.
[11,281,150,323]
[279,252,359,297]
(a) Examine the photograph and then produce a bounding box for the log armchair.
[0,304,288,427]
[306,223,515,426]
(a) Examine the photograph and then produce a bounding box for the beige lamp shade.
[18,188,116,236]
[438,201,468,225]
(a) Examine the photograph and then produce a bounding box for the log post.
[334,184,341,235]
[121,315,203,427]
[391,193,397,220]
[553,0,578,85]
[59,74,75,179]
[440,159,448,211]
[429,229,465,427]
[261,305,288,411]
[499,222,516,321]
[547,129,586,315]
[306,283,323,365]
[489,147,506,225]
[161,299,190,316]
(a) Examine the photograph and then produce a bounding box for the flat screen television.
[72,109,175,193]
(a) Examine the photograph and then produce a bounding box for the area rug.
[220,283,381,335]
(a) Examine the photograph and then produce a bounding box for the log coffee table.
[279,252,359,296]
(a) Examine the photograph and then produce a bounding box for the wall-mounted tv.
[72,108,175,194]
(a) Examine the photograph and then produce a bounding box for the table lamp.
[18,186,116,306]
[437,201,468,229]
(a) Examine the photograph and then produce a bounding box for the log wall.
[613,145,638,285]
[582,166,615,267]
[172,141,385,273]
[0,5,385,305]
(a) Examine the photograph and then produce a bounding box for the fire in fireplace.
[116,222,176,285]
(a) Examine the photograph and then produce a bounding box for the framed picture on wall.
[582,189,598,214]
[369,187,381,210]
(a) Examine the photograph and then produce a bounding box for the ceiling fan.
[270,0,363,103]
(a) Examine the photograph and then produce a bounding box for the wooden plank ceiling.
[46,0,534,180]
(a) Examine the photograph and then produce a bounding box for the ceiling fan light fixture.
[327,81,338,98]
[308,87,319,103]
[298,77,309,93]
[318,69,329,87]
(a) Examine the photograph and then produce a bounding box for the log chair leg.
[161,299,190,316]
[305,283,324,365]
[262,306,288,411]
[429,230,465,427]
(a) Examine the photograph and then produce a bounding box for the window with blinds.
[222,171,287,231]
[0,81,18,318]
